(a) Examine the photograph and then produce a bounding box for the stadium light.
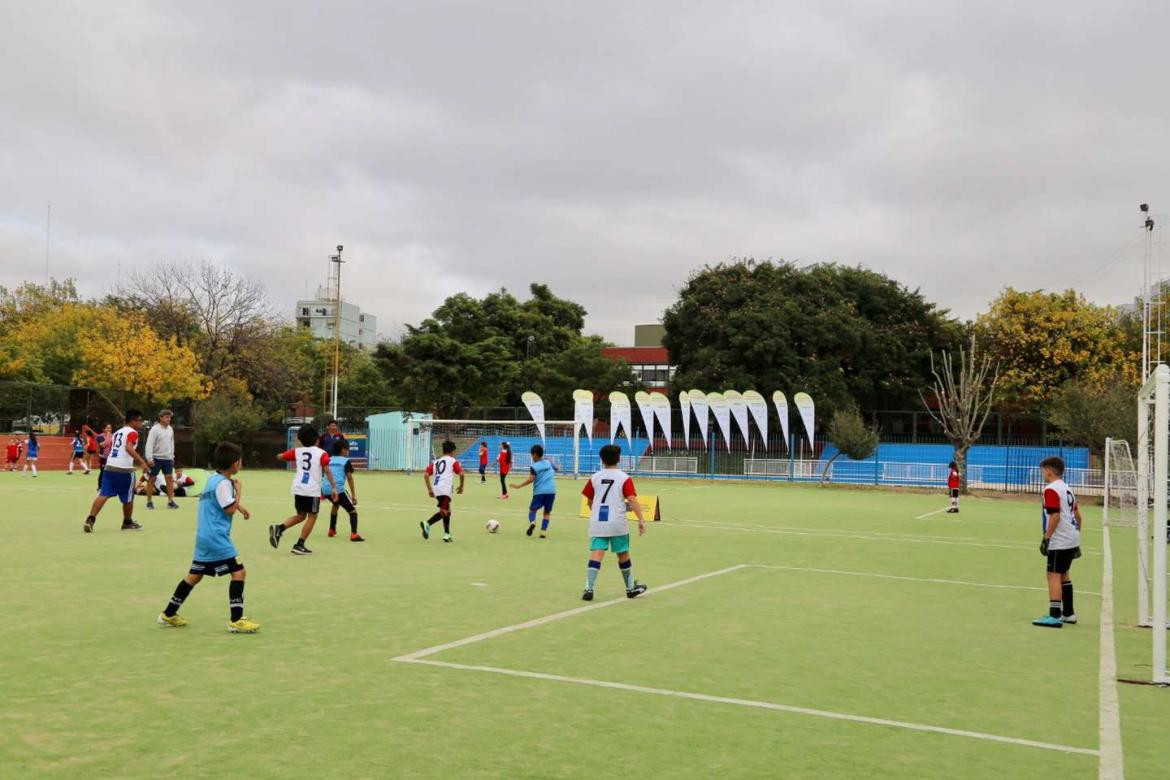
[330,246,345,420]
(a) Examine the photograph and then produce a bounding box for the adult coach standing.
[319,419,348,458]
[145,410,179,510]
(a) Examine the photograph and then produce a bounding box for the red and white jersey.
[427,455,463,497]
[947,468,960,490]
[106,426,141,470]
[281,446,331,496]
[1042,478,1081,550]
[582,468,637,537]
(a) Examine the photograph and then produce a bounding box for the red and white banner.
[743,390,768,448]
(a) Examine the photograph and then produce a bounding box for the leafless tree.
[921,335,999,493]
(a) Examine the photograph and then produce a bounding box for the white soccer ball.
[485,519,501,533]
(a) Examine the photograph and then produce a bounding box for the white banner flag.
[521,391,546,443]
[743,390,768,449]
[724,390,751,448]
[634,391,656,444]
[678,391,691,449]
[794,392,816,446]
[707,392,732,451]
[572,389,593,443]
[651,393,673,448]
[688,389,709,444]
[609,391,633,451]
[773,391,790,451]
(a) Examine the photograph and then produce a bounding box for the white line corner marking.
[393,564,1099,757]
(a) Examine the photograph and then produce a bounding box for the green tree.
[821,409,879,484]
[1048,376,1138,455]
[663,260,961,420]
[191,378,266,465]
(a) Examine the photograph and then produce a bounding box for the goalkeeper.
[1032,456,1082,629]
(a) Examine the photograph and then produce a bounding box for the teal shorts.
[590,534,630,554]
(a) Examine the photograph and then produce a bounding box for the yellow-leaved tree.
[975,289,1139,406]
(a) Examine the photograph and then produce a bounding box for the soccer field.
[0,470,1164,779]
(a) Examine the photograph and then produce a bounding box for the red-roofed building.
[601,324,675,392]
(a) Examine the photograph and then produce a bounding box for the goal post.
[1136,363,1170,684]
[409,419,582,479]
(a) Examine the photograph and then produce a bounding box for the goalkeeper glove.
[1040,538,1050,556]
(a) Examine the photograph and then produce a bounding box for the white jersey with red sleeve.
[105,426,141,471]
[582,468,637,537]
[426,455,463,497]
[281,446,331,496]
[1042,478,1081,550]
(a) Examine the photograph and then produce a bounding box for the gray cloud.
[3,1,1168,344]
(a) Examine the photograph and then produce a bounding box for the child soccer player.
[580,444,648,601]
[421,440,464,543]
[21,431,39,477]
[269,424,338,556]
[1032,456,1083,628]
[511,444,557,538]
[497,441,512,499]
[68,430,89,475]
[478,441,489,483]
[157,441,259,633]
[96,422,113,488]
[83,410,149,533]
[946,461,960,514]
[6,436,21,472]
[145,409,179,510]
[325,440,364,542]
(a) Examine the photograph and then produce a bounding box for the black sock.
[229,580,244,622]
[330,513,338,531]
[442,515,451,534]
[1062,582,1074,616]
[164,580,194,617]
[1049,600,1061,619]
[427,512,443,526]
[293,538,305,547]
[350,512,358,534]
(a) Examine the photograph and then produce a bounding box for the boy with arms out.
[511,443,557,538]
[581,444,648,601]
[325,439,364,541]
[157,442,259,633]
[83,410,150,533]
[145,409,179,510]
[1032,456,1083,628]
[269,425,338,556]
[420,440,464,543]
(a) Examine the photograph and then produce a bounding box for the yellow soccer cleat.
[228,617,260,634]
[157,613,188,628]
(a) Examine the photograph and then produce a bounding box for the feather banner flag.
[521,391,545,443]
[743,390,768,449]
[707,392,733,451]
[572,389,594,444]
[772,391,790,451]
[609,391,634,451]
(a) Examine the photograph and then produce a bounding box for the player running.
[421,440,464,543]
[325,439,364,542]
[1032,456,1082,628]
[83,410,149,533]
[68,430,89,475]
[511,444,557,538]
[269,424,338,556]
[581,444,648,601]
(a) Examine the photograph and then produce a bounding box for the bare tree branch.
[920,335,999,492]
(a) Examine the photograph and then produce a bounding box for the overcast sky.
[2,1,1168,343]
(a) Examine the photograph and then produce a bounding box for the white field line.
[752,564,1101,597]
[393,564,750,662]
[915,507,950,520]
[400,659,1098,757]
[1098,526,1125,779]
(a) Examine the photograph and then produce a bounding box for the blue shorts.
[149,459,174,477]
[529,493,556,514]
[99,471,135,504]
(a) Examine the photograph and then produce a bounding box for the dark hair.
[600,444,622,466]
[948,461,957,470]
[481,441,487,446]
[213,441,243,471]
[28,431,37,444]
[325,419,337,427]
[1040,456,1065,477]
[332,439,349,455]
[297,424,319,447]
[531,444,544,458]
[125,409,143,423]
[442,440,457,454]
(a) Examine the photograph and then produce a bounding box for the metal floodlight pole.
[330,245,344,421]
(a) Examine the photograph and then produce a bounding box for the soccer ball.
[485,519,501,533]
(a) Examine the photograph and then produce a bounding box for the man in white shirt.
[145,409,178,510]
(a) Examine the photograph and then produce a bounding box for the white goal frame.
[406,419,582,478]
[1137,363,1169,684]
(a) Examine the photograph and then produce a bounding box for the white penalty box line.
[393,564,1099,757]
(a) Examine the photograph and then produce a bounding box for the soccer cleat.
[83,517,95,533]
[291,543,312,555]
[626,582,648,599]
[1062,615,1078,624]
[146,502,155,510]
[167,502,179,510]
[327,528,337,538]
[269,524,283,548]
[419,521,430,540]
[228,617,260,633]
[121,520,143,531]
[1031,615,1063,628]
[527,523,535,537]
[158,613,188,628]
[539,533,547,539]
[442,534,453,543]
[582,588,594,601]
[350,533,365,542]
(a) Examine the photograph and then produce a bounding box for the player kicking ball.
[421,440,464,543]
[511,444,557,538]
[157,442,259,633]
[1032,456,1082,628]
[581,444,647,601]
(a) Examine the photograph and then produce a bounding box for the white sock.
[68,462,74,473]
[31,464,37,476]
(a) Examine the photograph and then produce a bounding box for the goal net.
[408,419,582,478]
[1136,366,1170,684]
